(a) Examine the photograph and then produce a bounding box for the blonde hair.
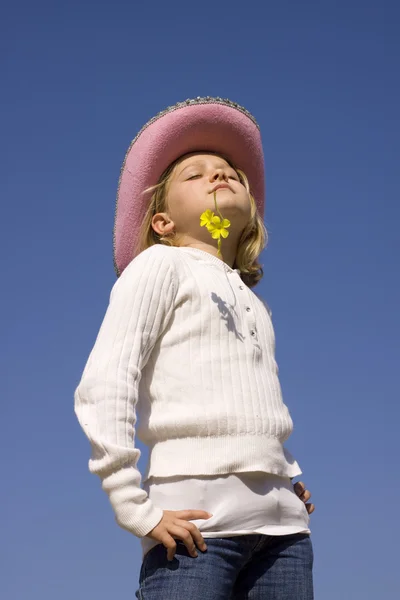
[135,153,268,288]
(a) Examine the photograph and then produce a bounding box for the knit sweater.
[74,245,302,538]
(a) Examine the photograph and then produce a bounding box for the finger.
[293,481,305,496]
[171,526,198,558]
[306,503,315,515]
[300,490,312,503]
[175,510,213,521]
[163,535,178,562]
[167,546,176,561]
[185,522,208,552]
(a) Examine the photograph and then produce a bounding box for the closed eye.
[187,174,201,180]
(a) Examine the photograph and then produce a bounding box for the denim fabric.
[135,533,314,599]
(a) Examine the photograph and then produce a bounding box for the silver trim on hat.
[113,96,259,276]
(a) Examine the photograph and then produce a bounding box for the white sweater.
[74,245,302,538]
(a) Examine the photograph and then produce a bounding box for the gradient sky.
[2,1,399,598]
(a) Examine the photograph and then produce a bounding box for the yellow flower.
[199,191,231,257]
[208,215,231,239]
[200,209,215,229]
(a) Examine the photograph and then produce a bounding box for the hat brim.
[114,101,265,276]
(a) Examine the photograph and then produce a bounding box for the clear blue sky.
[2,1,398,598]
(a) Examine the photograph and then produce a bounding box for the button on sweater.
[74,245,302,538]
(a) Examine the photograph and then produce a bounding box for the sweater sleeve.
[74,246,177,538]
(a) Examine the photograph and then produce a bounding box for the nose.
[210,168,228,182]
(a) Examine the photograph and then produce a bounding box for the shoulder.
[111,245,179,299]
[253,292,272,318]
[124,244,179,277]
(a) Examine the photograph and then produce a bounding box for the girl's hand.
[293,481,315,515]
[146,509,212,561]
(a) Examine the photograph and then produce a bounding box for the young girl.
[74,97,315,599]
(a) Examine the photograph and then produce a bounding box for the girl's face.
[162,152,252,241]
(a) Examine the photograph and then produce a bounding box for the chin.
[219,202,250,217]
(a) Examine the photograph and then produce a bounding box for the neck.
[178,236,239,268]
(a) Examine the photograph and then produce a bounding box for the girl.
[74,97,315,599]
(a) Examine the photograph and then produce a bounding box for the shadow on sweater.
[211,292,244,342]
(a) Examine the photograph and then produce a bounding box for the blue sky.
[2,1,398,598]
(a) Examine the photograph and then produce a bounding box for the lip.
[211,183,232,193]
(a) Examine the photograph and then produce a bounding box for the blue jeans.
[135,533,314,599]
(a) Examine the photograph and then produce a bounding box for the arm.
[74,247,177,537]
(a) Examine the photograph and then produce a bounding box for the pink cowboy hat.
[114,96,265,276]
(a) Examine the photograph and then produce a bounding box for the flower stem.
[213,191,224,220]
[213,191,225,257]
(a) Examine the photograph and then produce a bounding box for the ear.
[151,212,175,237]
